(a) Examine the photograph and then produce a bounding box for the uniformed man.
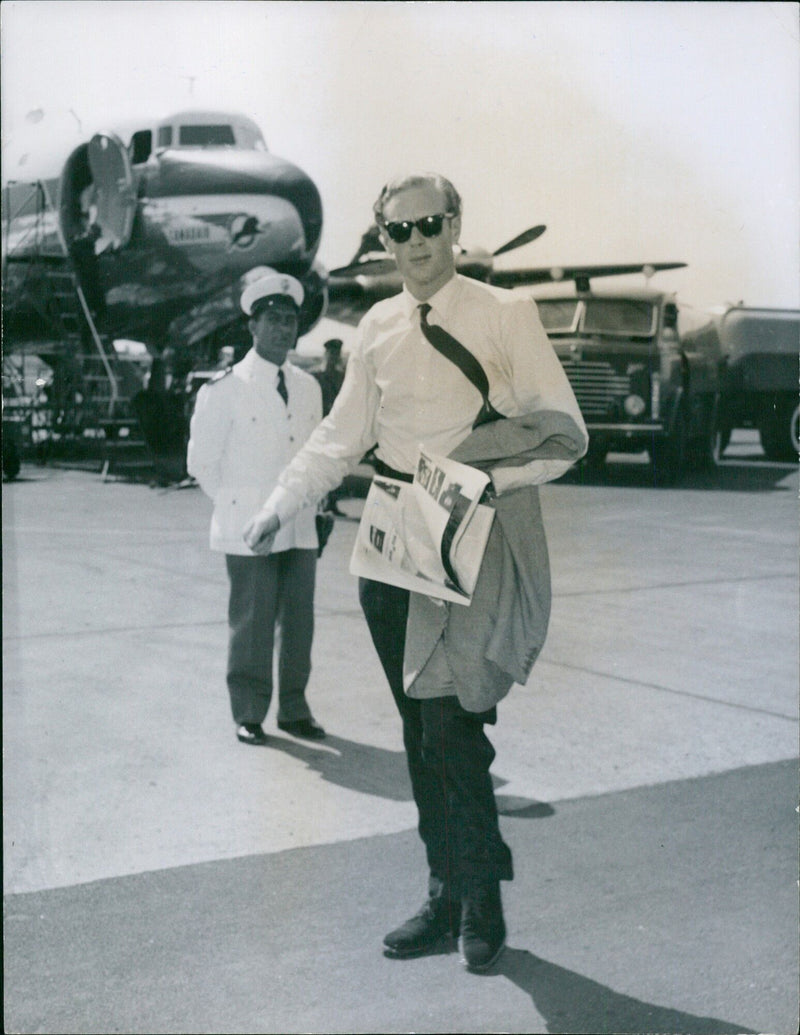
[187,267,326,744]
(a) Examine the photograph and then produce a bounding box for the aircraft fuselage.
[2,124,326,356]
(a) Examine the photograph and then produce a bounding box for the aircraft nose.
[148,149,323,259]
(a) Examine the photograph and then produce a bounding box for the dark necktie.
[418,304,503,428]
[276,368,288,405]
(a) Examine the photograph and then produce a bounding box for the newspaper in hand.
[349,447,496,605]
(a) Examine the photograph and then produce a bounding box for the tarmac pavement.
[3,433,798,1034]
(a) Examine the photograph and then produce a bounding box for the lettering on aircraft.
[164,224,212,245]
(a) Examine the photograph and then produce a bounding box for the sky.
[2,0,798,316]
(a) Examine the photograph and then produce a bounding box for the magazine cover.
[349,447,495,605]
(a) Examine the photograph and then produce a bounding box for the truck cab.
[536,287,722,483]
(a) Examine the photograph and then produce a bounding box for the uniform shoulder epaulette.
[207,366,233,385]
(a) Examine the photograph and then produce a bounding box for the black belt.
[373,456,496,503]
[372,457,414,483]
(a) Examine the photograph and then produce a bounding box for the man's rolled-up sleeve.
[491,298,588,489]
[261,326,381,524]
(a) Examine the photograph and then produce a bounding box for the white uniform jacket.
[187,349,322,555]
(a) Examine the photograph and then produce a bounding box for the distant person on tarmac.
[243,174,587,972]
[131,356,188,486]
[313,338,346,416]
[187,268,326,746]
[313,338,348,515]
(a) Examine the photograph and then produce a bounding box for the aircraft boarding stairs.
[2,180,149,479]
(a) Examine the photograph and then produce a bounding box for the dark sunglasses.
[383,212,453,244]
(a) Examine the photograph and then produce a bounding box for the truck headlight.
[624,395,646,417]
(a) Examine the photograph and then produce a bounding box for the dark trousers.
[359,578,513,893]
[225,550,316,726]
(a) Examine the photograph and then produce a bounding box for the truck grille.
[559,358,631,420]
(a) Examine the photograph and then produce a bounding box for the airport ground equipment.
[536,284,723,485]
[2,179,147,477]
[681,306,799,462]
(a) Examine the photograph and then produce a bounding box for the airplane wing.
[325,260,689,327]
[488,261,687,289]
[322,292,372,328]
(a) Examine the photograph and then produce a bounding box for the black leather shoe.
[236,723,267,745]
[459,881,506,972]
[383,888,459,958]
[277,717,326,740]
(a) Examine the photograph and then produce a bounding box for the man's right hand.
[243,510,281,555]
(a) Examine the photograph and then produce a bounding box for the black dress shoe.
[459,880,506,972]
[236,723,267,745]
[277,717,326,740]
[383,889,459,958]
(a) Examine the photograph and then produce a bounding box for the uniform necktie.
[276,368,288,405]
[418,303,503,428]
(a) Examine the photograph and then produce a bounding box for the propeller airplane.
[326,221,686,323]
[1,106,687,476]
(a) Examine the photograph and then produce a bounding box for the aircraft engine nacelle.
[298,260,328,336]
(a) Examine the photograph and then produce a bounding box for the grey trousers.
[225,550,316,726]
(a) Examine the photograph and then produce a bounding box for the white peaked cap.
[240,266,304,314]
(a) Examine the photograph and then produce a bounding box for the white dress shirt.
[264,274,587,526]
[187,348,322,554]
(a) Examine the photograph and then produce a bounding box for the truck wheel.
[3,437,22,481]
[759,399,799,462]
[649,411,687,486]
[584,443,607,470]
[687,423,723,471]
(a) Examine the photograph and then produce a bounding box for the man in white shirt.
[187,268,326,745]
[243,175,587,971]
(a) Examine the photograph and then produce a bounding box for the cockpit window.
[178,124,237,146]
[537,299,580,332]
[157,126,173,148]
[537,297,657,336]
[582,299,656,336]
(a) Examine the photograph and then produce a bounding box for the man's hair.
[373,173,462,227]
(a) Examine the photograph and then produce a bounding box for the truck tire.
[759,398,799,462]
[649,409,687,486]
[3,436,22,481]
[687,398,723,471]
[583,443,607,470]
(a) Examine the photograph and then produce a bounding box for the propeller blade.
[328,257,397,278]
[492,225,546,257]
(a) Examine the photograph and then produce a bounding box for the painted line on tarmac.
[2,618,227,641]
[3,604,367,641]
[556,571,794,598]
[544,656,799,722]
[6,525,203,538]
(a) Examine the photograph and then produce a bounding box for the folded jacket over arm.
[403,410,587,712]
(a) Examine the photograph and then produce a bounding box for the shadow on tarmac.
[257,734,557,819]
[495,794,556,819]
[561,453,797,493]
[261,733,413,801]
[485,948,757,1035]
